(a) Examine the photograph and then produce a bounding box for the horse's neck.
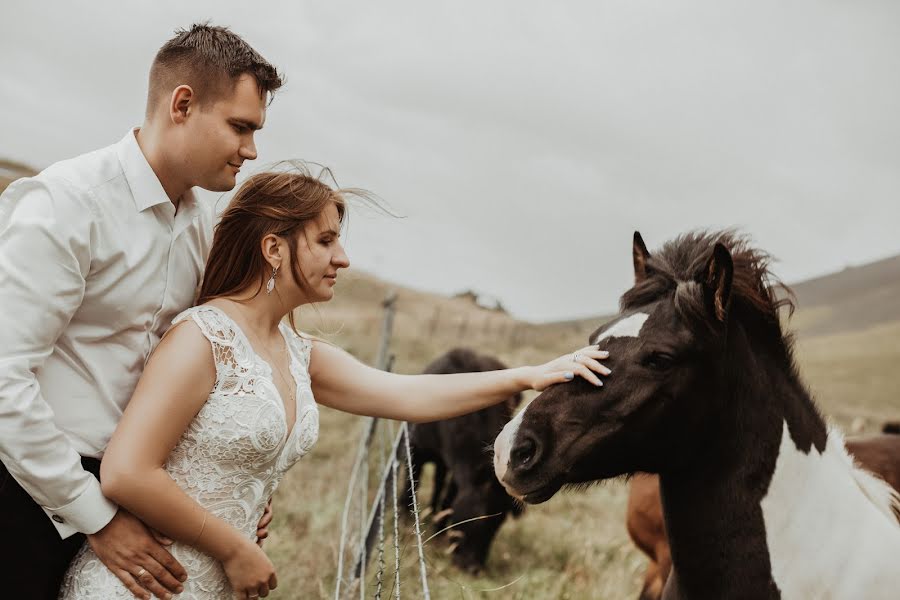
[659,345,814,599]
[663,406,900,599]
[660,419,784,600]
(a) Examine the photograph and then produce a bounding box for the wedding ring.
[135,567,147,579]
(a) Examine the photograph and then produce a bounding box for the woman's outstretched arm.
[99,321,278,599]
[309,342,609,423]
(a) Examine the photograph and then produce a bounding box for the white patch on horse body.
[760,421,900,599]
[493,400,531,498]
[592,312,649,344]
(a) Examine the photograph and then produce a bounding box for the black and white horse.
[494,231,900,599]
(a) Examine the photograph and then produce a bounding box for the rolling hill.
[788,254,900,337]
[0,159,37,191]
[2,159,897,342]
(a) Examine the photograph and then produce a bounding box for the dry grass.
[265,407,646,599]
[262,270,900,599]
[794,319,900,429]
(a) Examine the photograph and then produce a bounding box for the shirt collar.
[116,128,198,215]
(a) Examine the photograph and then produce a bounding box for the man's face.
[182,74,266,192]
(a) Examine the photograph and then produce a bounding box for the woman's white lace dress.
[59,306,320,599]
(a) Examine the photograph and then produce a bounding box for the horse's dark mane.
[621,230,796,348]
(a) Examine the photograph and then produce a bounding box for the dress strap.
[172,306,240,347]
[171,306,252,392]
[280,324,313,382]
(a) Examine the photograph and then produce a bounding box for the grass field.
[262,271,900,599]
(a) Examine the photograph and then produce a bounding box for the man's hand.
[256,498,273,547]
[86,509,187,600]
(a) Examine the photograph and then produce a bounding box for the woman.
[59,168,609,599]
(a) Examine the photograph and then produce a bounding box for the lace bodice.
[60,305,319,599]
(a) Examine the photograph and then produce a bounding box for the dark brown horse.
[494,231,900,600]
[406,348,522,573]
[629,426,900,600]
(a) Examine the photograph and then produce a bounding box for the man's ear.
[170,85,194,124]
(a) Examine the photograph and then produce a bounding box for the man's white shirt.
[0,130,213,538]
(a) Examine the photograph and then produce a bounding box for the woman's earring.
[266,266,279,295]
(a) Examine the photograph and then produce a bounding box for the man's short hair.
[147,23,283,115]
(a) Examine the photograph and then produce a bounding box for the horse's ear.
[633,231,651,283]
[704,243,733,322]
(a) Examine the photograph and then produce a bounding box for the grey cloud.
[2,1,899,320]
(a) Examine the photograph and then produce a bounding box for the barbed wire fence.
[353,299,591,358]
[333,292,431,600]
[330,290,596,599]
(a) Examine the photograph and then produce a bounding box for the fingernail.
[564,372,574,380]
[595,380,603,386]
[180,575,187,582]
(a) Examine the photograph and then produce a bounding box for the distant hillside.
[789,254,900,337]
[328,250,900,346]
[534,253,900,340]
[313,269,556,373]
[0,159,37,192]
[2,156,895,341]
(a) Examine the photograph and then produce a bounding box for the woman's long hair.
[197,163,368,330]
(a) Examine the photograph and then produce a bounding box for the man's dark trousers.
[0,458,102,599]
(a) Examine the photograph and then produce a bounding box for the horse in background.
[494,230,900,599]
[406,348,522,573]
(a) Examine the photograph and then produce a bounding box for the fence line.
[334,292,431,600]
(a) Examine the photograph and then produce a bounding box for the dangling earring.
[266,266,279,295]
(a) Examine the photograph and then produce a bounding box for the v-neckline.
[202,304,299,440]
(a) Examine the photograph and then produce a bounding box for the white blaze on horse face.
[494,312,649,497]
[760,421,900,598]
[592,312,650,345]
[493,401,530,499]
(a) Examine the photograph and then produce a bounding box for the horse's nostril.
[510,436,537,467]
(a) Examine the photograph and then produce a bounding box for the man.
[0,24,282,599]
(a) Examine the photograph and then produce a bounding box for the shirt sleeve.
[0,176,118,538]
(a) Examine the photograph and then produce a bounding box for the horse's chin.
[503,478,564,505]
[523,482,563,504]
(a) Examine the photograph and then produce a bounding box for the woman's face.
[290,202,349,303]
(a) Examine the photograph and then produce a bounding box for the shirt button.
[52,515,65,524]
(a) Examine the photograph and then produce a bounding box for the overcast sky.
[2,1,899,321]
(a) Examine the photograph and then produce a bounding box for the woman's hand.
[529,345,610,391]
[222,538,277,599]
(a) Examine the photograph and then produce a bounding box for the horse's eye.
[642,352,675,371]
